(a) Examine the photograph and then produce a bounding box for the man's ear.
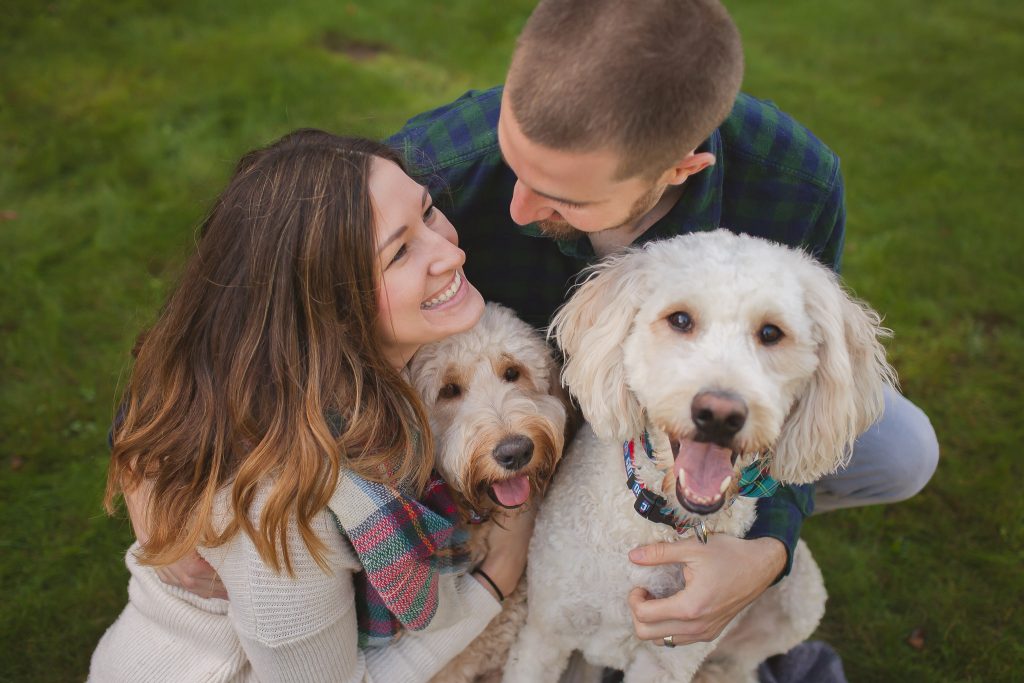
[658,151,716,186]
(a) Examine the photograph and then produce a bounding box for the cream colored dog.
[410,303,573,683]
[502,230,897,683]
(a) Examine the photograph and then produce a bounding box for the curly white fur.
[503,230,897,683]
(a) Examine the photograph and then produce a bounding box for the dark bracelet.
[471,566,505,602]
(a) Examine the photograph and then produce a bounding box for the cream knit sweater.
[89,484,502,682]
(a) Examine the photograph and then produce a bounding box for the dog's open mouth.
[671,438,738,515]
[487,475,531,508]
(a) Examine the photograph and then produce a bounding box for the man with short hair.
[387,0,937,650]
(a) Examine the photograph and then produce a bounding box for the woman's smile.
[421,271,465,310]
[371,157,485,368]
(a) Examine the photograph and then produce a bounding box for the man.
[386,0,938,649]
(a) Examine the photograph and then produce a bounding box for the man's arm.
[811,163,846,273]
[626,535,786,644]
[746,482,815,581]
[123,480,228,599]
[625,483,812,645]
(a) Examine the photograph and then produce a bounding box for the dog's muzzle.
[491,434,534,471]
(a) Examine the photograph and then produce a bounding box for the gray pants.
[813,386,938,513]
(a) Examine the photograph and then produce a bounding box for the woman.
[90,130,531,682]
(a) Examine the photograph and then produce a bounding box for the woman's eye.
[423,205,437,223]
[389,244,407,266]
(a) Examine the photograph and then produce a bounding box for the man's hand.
[125,479,228,600]
[153,552,228,600]
[626,535,786,645]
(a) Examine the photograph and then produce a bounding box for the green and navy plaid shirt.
[387,86,844,577]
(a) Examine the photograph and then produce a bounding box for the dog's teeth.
[719,475,732,494]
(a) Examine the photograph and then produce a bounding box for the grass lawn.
[1,0,1021,680]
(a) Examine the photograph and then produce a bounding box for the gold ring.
[662,635,676,648]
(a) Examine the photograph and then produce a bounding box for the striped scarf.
[329,469,469,648]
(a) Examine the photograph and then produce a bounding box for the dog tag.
[694,520,708,544]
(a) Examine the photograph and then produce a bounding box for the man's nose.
[509,181,554,225]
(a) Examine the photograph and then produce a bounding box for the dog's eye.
[503,366,521,382]
[667,311,694,333]
[759,324,784,345]
[438,383,463,400]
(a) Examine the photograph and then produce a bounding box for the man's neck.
[588,184,686,258]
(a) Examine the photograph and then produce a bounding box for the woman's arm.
[201,495,506,683]
[469,503,536,601]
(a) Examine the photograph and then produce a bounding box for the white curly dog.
[410,303,573,683]
[502,230,897,683]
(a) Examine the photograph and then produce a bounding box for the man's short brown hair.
[506,0,743,180]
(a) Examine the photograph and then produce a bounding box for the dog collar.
[623,431,780,542]
[467,509,488,525]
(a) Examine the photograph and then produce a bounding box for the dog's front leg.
[501,618,574,683]
[692,539,826,683]
[623,641,712,683]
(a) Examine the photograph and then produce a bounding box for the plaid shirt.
[387,86,842,576]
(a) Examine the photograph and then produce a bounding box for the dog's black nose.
[692,391,747,446]
[492,435,534,471]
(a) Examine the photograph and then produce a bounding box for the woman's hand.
[124,480,228,600]
[473,503,538,600]
[626,535,785,645]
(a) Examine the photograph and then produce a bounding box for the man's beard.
[536,183,664,242]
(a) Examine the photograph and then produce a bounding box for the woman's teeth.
[421,272,462,310]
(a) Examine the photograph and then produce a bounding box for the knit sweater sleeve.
[200,492,501,683]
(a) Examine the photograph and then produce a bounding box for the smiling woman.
[89,129,527,683]
[371,157,485,369]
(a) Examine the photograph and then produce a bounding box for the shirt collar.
[516,129,725,262]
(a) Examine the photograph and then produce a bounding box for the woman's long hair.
[105,130,433,574]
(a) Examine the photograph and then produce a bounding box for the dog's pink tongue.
[491,476,530,508]
[674,439,734,501]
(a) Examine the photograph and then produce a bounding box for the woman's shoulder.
[201,479,360,575]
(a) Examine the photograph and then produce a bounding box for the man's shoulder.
[386,86,504,175]
[719,93,840,191]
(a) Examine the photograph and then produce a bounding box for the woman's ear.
[772,264,898,484]
[549,250,648,441]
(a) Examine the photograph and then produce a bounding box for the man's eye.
[560,201,585,210]
[389,244,407,265]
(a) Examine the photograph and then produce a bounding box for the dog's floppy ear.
[549,250,648,441]
[545,351,582,449]
[771,263,898,484]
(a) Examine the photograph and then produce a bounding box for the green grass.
[1,1,1021,680]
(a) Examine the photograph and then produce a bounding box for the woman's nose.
[509,180,554,225]
[427,229,466,276]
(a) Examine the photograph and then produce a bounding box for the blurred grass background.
[1,1,1021,680]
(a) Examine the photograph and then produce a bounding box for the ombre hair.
[105,129,434,574]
